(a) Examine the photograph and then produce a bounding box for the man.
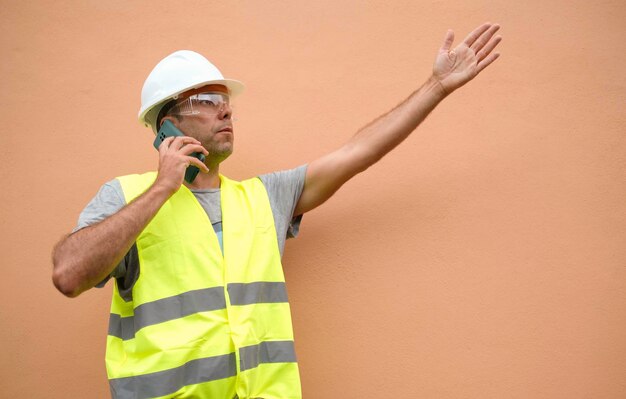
[52,23,502,399]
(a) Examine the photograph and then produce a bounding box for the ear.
[160,115,178,128]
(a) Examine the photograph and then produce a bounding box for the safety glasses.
[168,92,231,117]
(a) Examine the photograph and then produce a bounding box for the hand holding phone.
[153,120,206,184]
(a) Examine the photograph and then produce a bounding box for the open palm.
[433,23,502,94]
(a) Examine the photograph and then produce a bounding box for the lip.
[217,126,233,133]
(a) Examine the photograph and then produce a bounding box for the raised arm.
[52,136,208,297]
[294,23,501,215]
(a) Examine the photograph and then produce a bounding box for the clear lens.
[168,92,232,116]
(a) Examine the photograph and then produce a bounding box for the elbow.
[52,266,82,298]
[51,251,83,298]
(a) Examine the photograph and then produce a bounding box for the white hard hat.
[138,50,245,133]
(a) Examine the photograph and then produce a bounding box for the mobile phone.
[153,120,206,184]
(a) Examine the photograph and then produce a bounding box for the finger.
[440,29,454,52]
[476,52,500,74]
[476,35,502,62]
[170,136,201,151]
[471,24,500,52]
[180,143,208,156]
[187,156,210,173]
[463,22,491,48]
[159,136,176,152]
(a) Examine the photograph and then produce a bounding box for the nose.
[218,102,232,120]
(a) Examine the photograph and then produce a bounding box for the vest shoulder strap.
[116,172,157,204]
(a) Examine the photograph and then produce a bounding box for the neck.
[184,163,221,189]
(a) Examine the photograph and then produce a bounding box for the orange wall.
[2,1,625,398]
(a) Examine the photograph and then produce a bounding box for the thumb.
[448,49,457,63]
[440,29,454,52]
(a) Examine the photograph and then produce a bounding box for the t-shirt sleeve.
[73,179,129,286]
[258,164,307,244]
[74,179,127,232]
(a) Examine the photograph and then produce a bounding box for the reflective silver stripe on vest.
[239,340,297,372]
[227,282,288,305]
[108,287,226,340]
[109,352,237,399]
[108,313,134,340]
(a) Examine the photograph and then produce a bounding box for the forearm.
[295,24,501,216]
[295,76,448,215]
[346,76,447,170]
[52,183,172,297]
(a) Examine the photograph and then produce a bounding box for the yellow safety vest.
[105,172,301,399]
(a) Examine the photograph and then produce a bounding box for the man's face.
[165,84,234,165]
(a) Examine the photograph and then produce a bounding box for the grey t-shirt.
[75,165,307,291]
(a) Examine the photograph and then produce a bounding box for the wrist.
[427,75,450,100]
[147,179,178,203]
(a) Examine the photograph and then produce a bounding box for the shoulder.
[116,171,158,203]
[74,179,126,231]
[258,165,307,190]
[74,171,157,232]
[257,165,308,217]
[116,171,157,190]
